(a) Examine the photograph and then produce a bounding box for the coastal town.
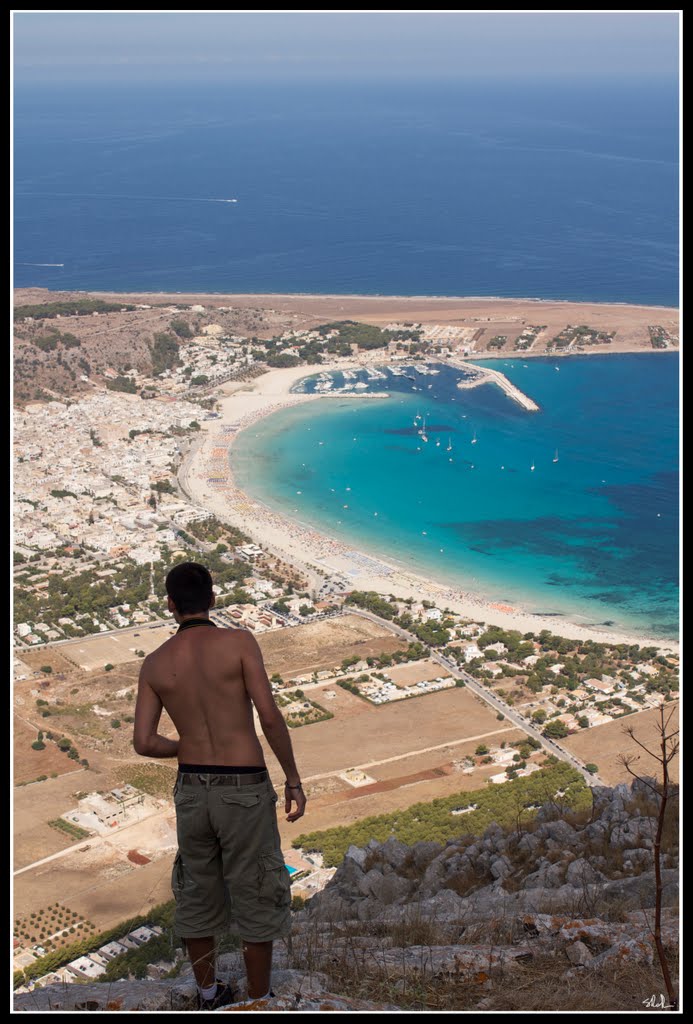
[13,290,679,994]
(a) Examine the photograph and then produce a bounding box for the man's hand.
[284,782,307,822]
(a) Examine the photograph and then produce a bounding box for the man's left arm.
[133,661,179,758]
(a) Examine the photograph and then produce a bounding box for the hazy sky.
[12,10,680,82]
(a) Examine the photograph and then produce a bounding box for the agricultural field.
[562,703,679,785]
[257,614,409,678]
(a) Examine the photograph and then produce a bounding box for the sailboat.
[530,461,535,472]
[552,449,559,463]
[446,437,453,452]
[471,430,477,445]
[421,418,428,442]
[435,438,441,447]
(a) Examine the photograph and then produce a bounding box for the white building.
[424,607,442,621]
[66,956,106,980]
[128,925,163,945]
[98,941,128,960]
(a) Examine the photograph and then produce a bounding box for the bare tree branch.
[619,703,678,1009]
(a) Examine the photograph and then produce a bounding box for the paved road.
[346,607,603,787]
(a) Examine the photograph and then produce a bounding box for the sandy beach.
[178,360,679,655]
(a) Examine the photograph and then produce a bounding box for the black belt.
[177,770,269,787]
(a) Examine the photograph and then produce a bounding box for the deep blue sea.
[232,356,679,640]
[13,77,679,304]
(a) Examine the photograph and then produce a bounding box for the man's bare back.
[138,625,267,766]
[134,617,305,823]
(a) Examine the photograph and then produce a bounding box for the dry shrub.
[388,915,450,949]
[479,948,679,1012]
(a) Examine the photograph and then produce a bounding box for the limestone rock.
[565,940,594,966]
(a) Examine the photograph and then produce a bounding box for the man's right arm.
[239,632,306,822]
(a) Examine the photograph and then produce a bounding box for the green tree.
[149,332,181,376]
[170,319,193,339]
[543,719,569,739]
[106,376,137,394]
[266,353,300,368]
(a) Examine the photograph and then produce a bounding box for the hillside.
[15,778,679,1012]
[12,289,307,404]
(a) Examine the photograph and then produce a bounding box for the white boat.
[552,449,559,463]
[446,438,453,451]
[435,439,441,446]
[421,418,428,442]
[471,431,477,445]
[530,462,535,471]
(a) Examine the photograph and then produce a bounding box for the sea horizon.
[13,76,679,306]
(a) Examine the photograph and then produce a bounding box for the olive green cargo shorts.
[171,774,292,943]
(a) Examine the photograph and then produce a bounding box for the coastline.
[178,361,679,655]
[27,289,677,312]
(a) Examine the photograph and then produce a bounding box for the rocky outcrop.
[12,964,402,1013]
[14,779,678,1012]
[308,777,677,928]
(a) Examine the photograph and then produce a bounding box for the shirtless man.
[133,561,306,1010]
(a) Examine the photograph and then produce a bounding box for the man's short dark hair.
[166,562,214,615]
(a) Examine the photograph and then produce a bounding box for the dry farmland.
[256,614,408,678]
[562,702,679,786]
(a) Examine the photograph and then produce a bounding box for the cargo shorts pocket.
[220,792,262,808]
[173,782,196,805]
[171,852,185,897]
[258,852,291,908]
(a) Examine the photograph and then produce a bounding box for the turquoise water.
[230,356,679,640]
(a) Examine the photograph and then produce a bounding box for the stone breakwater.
[451,360,540,412]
